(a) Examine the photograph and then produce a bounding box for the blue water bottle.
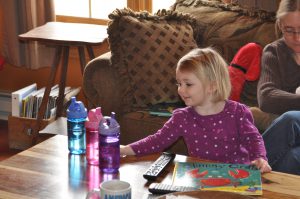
[67,97,87,154]
[99,112,120,173]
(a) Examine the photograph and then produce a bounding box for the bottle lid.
[67,97,87,119]
[99,112,120,135]
[86,107,103,129]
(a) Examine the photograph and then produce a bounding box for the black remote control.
[148,183,197,195]
[143,152,176,181]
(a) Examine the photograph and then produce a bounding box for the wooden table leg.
[86,46,95,60]
[56,46,70,118]
[32,46,62,145]
[78,46,86,75]
[83,45,95,107]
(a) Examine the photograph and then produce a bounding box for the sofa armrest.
[83,52,123,116]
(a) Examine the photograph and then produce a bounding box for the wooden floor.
[0,120,21,161]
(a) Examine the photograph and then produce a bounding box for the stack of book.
[11,83,80,119]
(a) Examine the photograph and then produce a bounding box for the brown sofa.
[83,0,277,155]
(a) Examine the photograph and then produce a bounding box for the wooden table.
[0,135,299,199]
[18,22,107,145]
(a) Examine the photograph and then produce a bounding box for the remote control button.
[148,183,197,195]
[143,152,176,180]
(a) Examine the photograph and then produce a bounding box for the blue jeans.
[262,111,300,175]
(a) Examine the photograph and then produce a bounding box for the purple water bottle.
[85,107,103,165]
[99,112,120,173]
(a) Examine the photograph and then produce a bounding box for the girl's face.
[280,11,300,53]
[176,70,213,107]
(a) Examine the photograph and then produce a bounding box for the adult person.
[257,0,300,175]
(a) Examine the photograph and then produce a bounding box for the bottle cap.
[67,97,87,119]
[99,112,120,135]
[86,107,103,129]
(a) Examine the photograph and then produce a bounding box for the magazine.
[172,162,262,195]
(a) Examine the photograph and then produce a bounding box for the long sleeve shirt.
[258,38,300,114]
[130,100,267,164]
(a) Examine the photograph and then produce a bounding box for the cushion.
[172,0,276,62]
[107,8,198,111]
[228,42,262,102]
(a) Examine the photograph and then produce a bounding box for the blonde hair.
[176,47,231,102]
[276,0,300,37]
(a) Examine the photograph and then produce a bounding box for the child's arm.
[251,158,272,173]
[120,145,136,156]
[236,104,271,173]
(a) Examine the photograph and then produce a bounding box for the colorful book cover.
[148,102,185,117]
[172,162,262,195]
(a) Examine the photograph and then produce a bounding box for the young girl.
[121,47,271,173]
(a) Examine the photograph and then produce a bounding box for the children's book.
[172,162,262,195]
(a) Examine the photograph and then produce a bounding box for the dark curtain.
[0,0,55,69]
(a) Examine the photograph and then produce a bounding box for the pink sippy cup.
[85,107,103,165]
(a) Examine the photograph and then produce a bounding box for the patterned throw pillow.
[107,8,198,110]
[173,0,276,62]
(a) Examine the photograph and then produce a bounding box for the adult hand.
[296,86,300,94]
[251,158,272,173]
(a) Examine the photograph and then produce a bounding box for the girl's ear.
[207,81,217,94]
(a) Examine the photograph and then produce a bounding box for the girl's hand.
[251,158,272,173]
[120,145,136,156]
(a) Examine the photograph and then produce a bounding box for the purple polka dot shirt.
[130,100,267,164]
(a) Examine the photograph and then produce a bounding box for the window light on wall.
[54,0,176,20]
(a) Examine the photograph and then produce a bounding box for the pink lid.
[85,107,103,129]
